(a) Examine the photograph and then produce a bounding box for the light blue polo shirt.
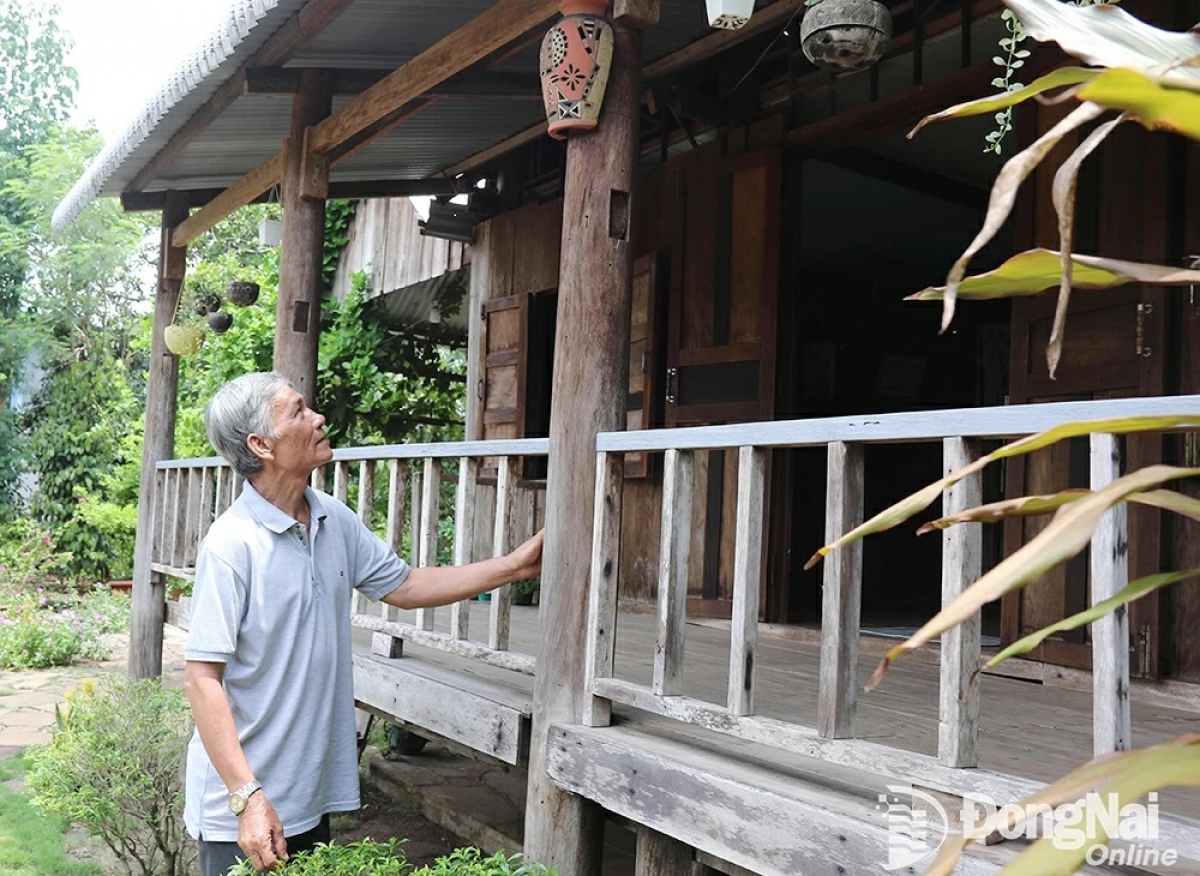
[184,481,409,842]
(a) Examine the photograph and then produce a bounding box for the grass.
[0,753,102,876]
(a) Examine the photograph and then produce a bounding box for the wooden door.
[667,148,781,616]
[1001,120,1169,675]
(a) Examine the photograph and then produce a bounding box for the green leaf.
[907,248,1200,302]
[1078,67,1200,139]
[867,465,1200,689]
[981,569,1200,671]
[908,67,1099,138]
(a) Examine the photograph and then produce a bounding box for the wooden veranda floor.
[351,602,1200,818]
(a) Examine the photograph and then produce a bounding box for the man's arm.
[382,529,543,610]
[184,661,288,872]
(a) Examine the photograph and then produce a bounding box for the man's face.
[260,386,333,476]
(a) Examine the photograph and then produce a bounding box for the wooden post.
[938,437,981,767]
[1090,432,1131,755]
[129,191,188,679]
[635,826,693,876]
[818,441,864,739]
[274,70,332,403]
[524,17,644,876]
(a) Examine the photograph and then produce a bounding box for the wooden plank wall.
[331,197,465,298]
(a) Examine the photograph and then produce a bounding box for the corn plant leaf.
[926,735,1200,876]
[1048,116,1127,377]
[907,248,1200,302]
[919,487,1200,535]
[1004,0,1200,88]
[935,102,1104,332]
[806,415,1200,569]
[1076,67,1200,139]
[981,569,1200,671]
[908,67,1099,138]
[866,465,1200,690]
[916,490,1089,534]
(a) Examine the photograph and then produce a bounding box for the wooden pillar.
[274,71,332,403]
[636,826,693,876]
[524,18,643,876]
[129,191,188,679]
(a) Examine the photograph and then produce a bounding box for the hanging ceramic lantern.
[207,311,234,334]
[706,0,755,30]
[164,325,205,356]
[539,0,614,140]
[801,0,892,72]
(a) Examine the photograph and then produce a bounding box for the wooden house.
[55,0,1200,872]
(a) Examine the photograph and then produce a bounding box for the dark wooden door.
[1001,118,1169,675]
[666,148,781,617]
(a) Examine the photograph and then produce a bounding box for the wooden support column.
[129,191,188,679]
[635,826,693,876]
[274,70,333,403]
[1091,432,1131,755]
[524,16,644,876]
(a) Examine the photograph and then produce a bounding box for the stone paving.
[0,626,189,757]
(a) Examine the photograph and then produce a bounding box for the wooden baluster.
[1091,432,1131,755]
[168,468,185,571]
[353,460,376,615]
[729,447,766,717]
[939,437,982,767]
[311,463,327,492]
[489,456,519,650]
[333,460,350,506]
[452,457,479,640]
[654,448,694,696]
[196,466,215,555]
[152,468,167,569]
[383,459,407,625]
[818,441,864,739]
[584,451,624,727]
[415,458,441,632]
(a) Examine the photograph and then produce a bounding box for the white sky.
[56,0,232,140]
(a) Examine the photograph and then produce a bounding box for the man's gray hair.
[205,372,294,478]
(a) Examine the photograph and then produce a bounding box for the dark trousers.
[198,814,331,876]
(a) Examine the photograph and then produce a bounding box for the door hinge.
[665,367,678,404]
[1135,303,1153,358]
[1137,624,1152,677]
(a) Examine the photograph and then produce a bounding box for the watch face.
[229,794,246,815]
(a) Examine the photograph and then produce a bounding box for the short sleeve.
[350,516,410,602]
[185,548,248,662]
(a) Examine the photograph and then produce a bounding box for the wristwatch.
[228,780,263,816]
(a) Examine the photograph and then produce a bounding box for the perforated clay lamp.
[538,0,615,139]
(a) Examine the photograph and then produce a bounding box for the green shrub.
[26,676,194,876]
[0,586,130,670]
[412,848,555,876]
[228,838,410,875]
[62,495,138,582]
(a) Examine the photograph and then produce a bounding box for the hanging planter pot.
[539,0,614,140]
[164,325,205,356]
[225,280,260,307]
[207,311,234,334]
[800,0,892,72]
[706,0,755,30]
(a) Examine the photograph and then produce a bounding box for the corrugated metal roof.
[55,0,770,232]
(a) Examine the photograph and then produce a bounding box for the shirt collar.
[241,480,330,534]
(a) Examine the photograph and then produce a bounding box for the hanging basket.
[225,280,260,307]
[800,0,892,71]
[705,0,755,30]
[164,325,205,356]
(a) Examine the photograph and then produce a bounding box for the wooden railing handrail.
[594,394,1200,453]
[155,437,551,470]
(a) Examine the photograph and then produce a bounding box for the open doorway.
[780,114,1013,640]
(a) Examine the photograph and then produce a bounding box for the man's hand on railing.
[506,528,544,581]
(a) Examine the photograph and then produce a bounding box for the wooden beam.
[643,0,802,80]
[439,123,547,179]
[309,0,558,155]
[171,151,285,247]
[170,0,557,246]
[816,148,987,211]
[121,177,462,212]
[129,190,188,679]
[247,67,541,99]
[127,0,356,194]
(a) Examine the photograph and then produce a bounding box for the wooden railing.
[153,438,549,675]
[583,395,1200,802]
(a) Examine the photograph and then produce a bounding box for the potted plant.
[800,0,892,71]
[510,577,540,607]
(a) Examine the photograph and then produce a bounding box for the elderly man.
[183,372,543,875]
